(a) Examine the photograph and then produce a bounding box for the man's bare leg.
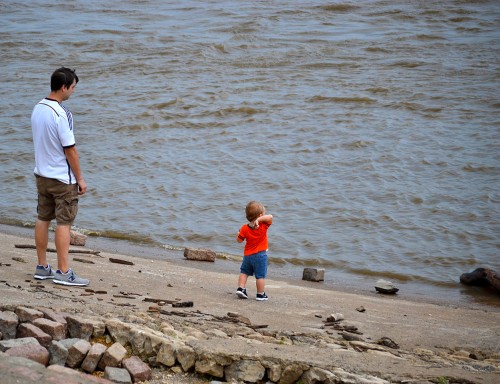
[55,224,70,272]
[35,219,50,267]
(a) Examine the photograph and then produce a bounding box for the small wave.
[365,47,390,53]
[416,34,446,41]
[388,61,425,68]
[318,4,359,13]
[450,17,476,23]
[276,257,338,268]
[151,100,178,109]
[410,197,424,204]
[347,268,415,282]
[215,106,265,116]
[298,62,360,69]
[86,229,157,246]
[343,140,371,149]
[345,268,461,288]
[462,164,497,173]
[212,44,228,54]
[307,96,376,104]
[394,101,424,111]
[366,87,389,94]
[81,29,126,35]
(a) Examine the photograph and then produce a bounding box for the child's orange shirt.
[238,222,271,256]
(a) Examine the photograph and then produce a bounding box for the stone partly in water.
[374,279,399,294]
[184,247,216,262]
[302,268,325,282]
[460,268,500,294]
[70,230,87,246]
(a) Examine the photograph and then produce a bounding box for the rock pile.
[2,303,497,384]
[0,304,395,384]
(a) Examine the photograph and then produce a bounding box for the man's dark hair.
[51,67,79,91]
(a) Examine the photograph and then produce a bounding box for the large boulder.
[460,268,500,293]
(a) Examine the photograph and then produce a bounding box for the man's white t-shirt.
[32,98,76,184]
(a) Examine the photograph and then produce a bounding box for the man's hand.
[77,179,87,195]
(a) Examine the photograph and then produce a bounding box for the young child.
[236,201,273,301]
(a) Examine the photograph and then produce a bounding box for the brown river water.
[0,1,498,306]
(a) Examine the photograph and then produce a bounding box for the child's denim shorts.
[240,250,268,279]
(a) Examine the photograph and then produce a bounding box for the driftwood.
[14,244,101,256]
[143,297,179,304]
[109,257,134,265]
[73,257,95,264]
[172,301,193,308]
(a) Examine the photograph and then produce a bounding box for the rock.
[98,341,127,369]
[15,307,44,323]
[377,336,400,349]
[122,355,152,382]
[356,306,366,312]
[48,340,69,366]
[33,317,66,341]
[460,268,500,293]
[5,343,49,366]
[176,344,196,371]
[60,338,82,350]
[195,357,225,378]
[225,359,265,383]
[184,247,216,262]
[104,367,132,384]
[16,323,52,347]
[70,230,87,246]
[0,310,18,339]
[280,363,306,384]
[300,367,336,383]
[81,342,107,373]
[0,337,39,352]
[47,364,113,383]
[326,313,344,322]
[38,307,68,334]
[302,268,325,282]
[264,361,282,382]
[66,339,91,368]
[105,318,134,347]
[156,340,176,367]
[65,315,95,340]
[340,331,365,342]
[374,279,399,294]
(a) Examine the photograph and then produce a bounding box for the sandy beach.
[0,227,499,383]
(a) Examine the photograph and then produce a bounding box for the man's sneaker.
[34,264,55,280]
[256,292,268,301]
[53,269,89,286]
[236,287,248,299]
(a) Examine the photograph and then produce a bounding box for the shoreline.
[0,227,499,383]
[1,222,498,311]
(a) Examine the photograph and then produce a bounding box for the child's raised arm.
[252,214,273,228]
[257,214,273,224]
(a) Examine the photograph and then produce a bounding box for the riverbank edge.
[0,228,499,383]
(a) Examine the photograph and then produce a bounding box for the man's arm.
[64,145,87,195]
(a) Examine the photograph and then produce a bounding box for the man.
[31,67,89,286]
